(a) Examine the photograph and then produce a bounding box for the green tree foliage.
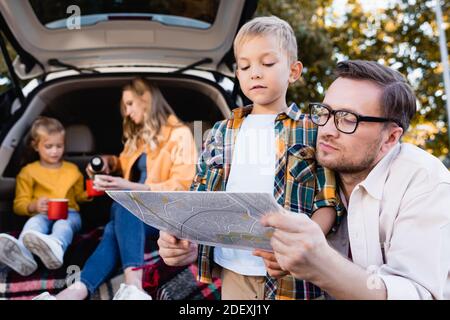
[255,0,450,159]
[0,1,448,158]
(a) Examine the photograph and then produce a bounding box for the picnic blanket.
[0,227,221,300]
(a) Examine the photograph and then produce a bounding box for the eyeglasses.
[309,103,403,134]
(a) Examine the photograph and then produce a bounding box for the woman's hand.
[158,231,198,266]
[85,155,116,178]
[93,175,135,190]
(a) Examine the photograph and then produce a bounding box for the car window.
[0,31,16,94]
[29,0,220,30]
[0,31,18,133]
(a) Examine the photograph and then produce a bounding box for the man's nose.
[319,115,340,138]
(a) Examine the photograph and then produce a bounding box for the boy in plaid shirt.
[158,16,344,300]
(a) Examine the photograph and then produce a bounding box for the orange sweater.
[118,117,198,191]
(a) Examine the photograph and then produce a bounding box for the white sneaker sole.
[22,233,63,270]
[0,235,37,276]
[113,284,153,300]
[32,292,57,300]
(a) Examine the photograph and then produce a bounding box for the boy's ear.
[289,61,303,83]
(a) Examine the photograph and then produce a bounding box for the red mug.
[47,199,68,220]
[86,179,105,197]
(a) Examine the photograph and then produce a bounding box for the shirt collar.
[230,103,302,121]
[358,143,401,200]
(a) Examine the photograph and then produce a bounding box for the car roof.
[0,0,257,79]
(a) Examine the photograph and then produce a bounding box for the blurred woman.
[35,77,197,300]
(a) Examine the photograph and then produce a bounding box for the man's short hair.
[335,60,416,132]
[234,15,298,64]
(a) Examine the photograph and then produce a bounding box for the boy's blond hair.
[30,116,65,147]
[234,16,298,64]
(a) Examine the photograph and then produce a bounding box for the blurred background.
[255,0,450,163]
[1,0,449,164]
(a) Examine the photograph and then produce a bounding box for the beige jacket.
[328,143,450,299]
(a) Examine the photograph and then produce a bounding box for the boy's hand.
[253,249,289,278]
[158,231,198,266]
[260,211,331,281]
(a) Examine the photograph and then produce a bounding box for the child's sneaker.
[0,233,37,276]
[22,230,64,270]
[112,284,152,300]
[32,292,57,300]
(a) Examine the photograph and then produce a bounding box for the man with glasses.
[256,60,450,299]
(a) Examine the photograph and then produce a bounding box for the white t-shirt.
[214,114,277,276]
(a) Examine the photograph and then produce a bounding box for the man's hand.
[261,211,330,282]
[158,231,198,266]
[262,211,389,300]
[253,249,289,278]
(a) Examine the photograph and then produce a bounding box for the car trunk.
[0,74,231,232]
[0,0,258,79]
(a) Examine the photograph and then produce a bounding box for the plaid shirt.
[190,103,345,300]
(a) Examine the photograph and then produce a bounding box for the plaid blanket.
[0,228,221,300]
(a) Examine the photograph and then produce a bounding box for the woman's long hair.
[120,77,177,154]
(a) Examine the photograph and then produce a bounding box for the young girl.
[35,77,197,300]
[0,117,89,276]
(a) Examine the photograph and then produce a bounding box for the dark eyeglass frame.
[309,102,403,134]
